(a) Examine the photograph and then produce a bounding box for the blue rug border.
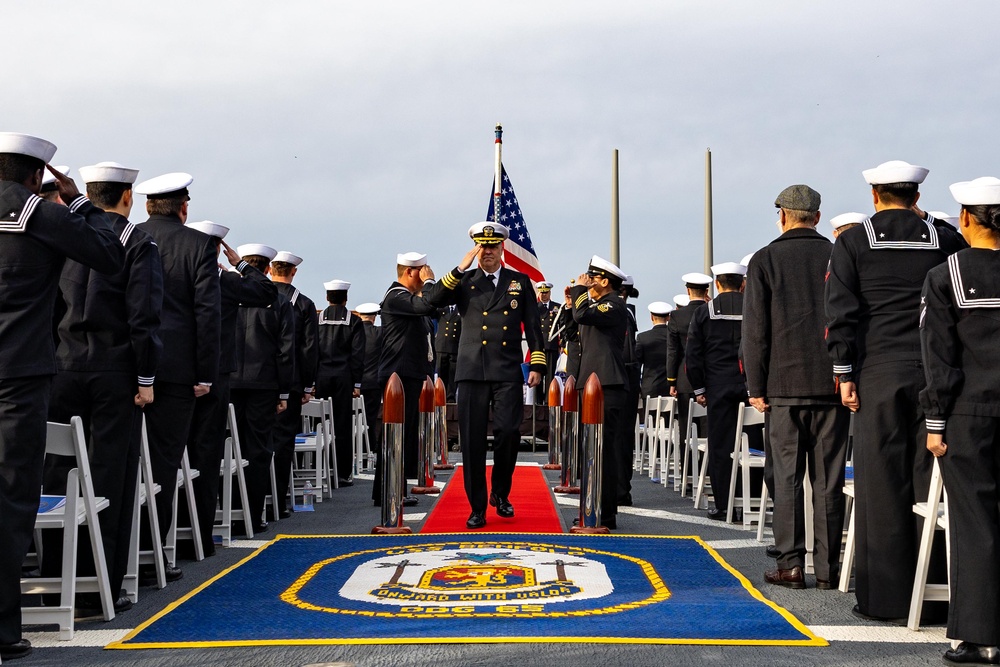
[109,533,827,648]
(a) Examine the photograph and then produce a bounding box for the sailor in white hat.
[921,176,1000,664]
[616,272,641,505]
[926,210,959,229]
[635,301,673,401]
[419,224,547,529]
[829,212,867,239]
[355,301,384,457]
[673,293,690,307]
[665,272,712,457]
[269,248,320,518]
[826,160,966,621]
[39,165,70,204]
[0,134,126,654]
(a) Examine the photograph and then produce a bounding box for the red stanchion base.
[553,485,581,494]
[542,464,561,470]
[371,526,413,535]
[433,463,455,470]
[570,525,611,534]
[411,486,441,494]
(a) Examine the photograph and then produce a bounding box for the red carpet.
[420,464,564,533]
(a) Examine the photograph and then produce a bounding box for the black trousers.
[361,387,382,467]
[0,375,51,644]
[316,375,355,481]
[373,376,423,502]
[617,382,640,502]
[187,372,230,553]
[457,380,523,513]
[43,370,141,598]
[939,414,1000,646]
[143,381,197,544]
[598,386,628,522]
[853,360,944,618]
[768,402,850,580]
[230,388,278,528]
[435,352,457,402]
[273,390,304,515]
[705,382,747,512]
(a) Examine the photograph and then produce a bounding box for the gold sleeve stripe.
[530,352,547,362]
[574,294,589,309]
[442,272,459,289]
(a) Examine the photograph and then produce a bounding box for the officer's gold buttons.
[482,325,487,330]
[482,340,487,345]
[483,312,488,316]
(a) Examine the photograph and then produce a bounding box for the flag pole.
[704,148,714,278]
[494,123,503,225]
[611,149,620,266]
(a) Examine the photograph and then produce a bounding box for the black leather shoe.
[944,642,1000,665]
[707,507,727,521]
[139,558,183,586]
[0,639,32,660]
[75,595,133,620]
[489,492,514,518]
[279,508,292,519]
[851,604,906,626]
[618,494,633,507]
[766,544,780,559]
[466,511,487,529]
[252,521,269,533]
[402,495,419,507]
[338,477,354,487]
[815,578,836,590]
[764,565,806,589]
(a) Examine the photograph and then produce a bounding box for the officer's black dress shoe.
[766,544,781,559]
[618,494,633,506]
[943,642,1000,665]
[815,578,836,590]
[707,507,742,522]
[466,511,487,529]
[402,495,419,507]
[851,604,907,626]
[0,638,32,660]
[489,492,514,518]
[764,565,806,589]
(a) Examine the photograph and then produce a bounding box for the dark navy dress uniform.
[45,212,163,600]
[825,209,965,618]
[272,282,319,516]
[636,323,671,399]
[424,266,546,515]
[685,291,746,515]
[554,303,581,380]
[920,248,1000,647]
[139,214,221,543]
[188,261,275,548]
[0,185,123,646]
[316,306,366,481]
[434,306,461,401]
[537,298,561,403]
[360,319,384,463]
[570,285,628,524]
[666,298,709,468]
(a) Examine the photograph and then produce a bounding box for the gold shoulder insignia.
[597,303,611,312]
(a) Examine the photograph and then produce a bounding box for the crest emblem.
[597,303,611,312]
[511,300,518,309]
[483,226,495,237]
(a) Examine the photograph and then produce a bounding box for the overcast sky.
[10,1,1000,320]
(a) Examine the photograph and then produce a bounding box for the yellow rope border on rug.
[105,532,827,649]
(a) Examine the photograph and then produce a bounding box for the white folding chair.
[21,417,115,639]
[907,458,950,631]
[352,396,373,474]
[838,478,856,593]
[164,448,203,567]
[689,400,712,507]
[634,396,656,475]
[657,398,681,490]
[294,399,332,504]
[216,403,254,545]
[123,416,166,601]
[726,403,767,526]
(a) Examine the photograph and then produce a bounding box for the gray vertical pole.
[611,149,620,266]
[704,148,714,278]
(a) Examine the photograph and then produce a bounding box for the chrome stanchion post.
[433,377,453,470]
[555,375,581,494]
[412,376,439,494]
[543,377,562,470]
[372,373,412,534]
[571,373,609,534]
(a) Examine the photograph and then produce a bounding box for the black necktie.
[487,273,496,293]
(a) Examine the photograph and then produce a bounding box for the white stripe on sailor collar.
[948,253,1000,309]
[863,216,940,250]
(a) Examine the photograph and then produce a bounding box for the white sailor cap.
[648,301,674,316]
[397,252,427,267]
[949,177,1000,206]
[673,294,691,307]
[323,280,351,291]
[829,212,867,230]
[469,221,509,245]
[237,243,276,260]
[681,272,713,288]
[134,172,193,199]
[740,253,755,269]
[186,220,229,239]
[41,165,69,187]
[272,251,302,266]
[863,160,929,185]
[355,302,380,315]
[927,211,958,228]
[535,281,554,291]
[0,132,57,163]
[587,255,627,284]
[711,262,747,277]
[79,161,139,185]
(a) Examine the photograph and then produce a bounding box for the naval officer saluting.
[424,222,546,529]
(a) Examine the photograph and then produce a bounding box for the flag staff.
[704,148,714,277]
[611,149,620,265]
[494,123,503,224]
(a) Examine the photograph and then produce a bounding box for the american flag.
[485,164,545,284]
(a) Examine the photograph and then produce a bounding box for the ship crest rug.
[109,534,825,647]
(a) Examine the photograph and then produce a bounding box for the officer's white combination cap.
[623,274,635,286]
[79,161,138,185]
[673,294,691,307]
[830,212,867,230]
[272,251,303,265]
[648,301,674,315]
[186,220,229,239]
[0,132,57,163]
[927,211,958,228]
[863,160,929,185]
[711,262,747,277]
[469,221,509,244]
[324,280,351,291]
[41,165,70,186]
[355,302,380,315]
[950,177,1000,206]
[535,281,553,290]
[397,252,427,267]
[681,272,713,287]
[237,243,277,260]
[588,255,626,281]
[134,172,193,197]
